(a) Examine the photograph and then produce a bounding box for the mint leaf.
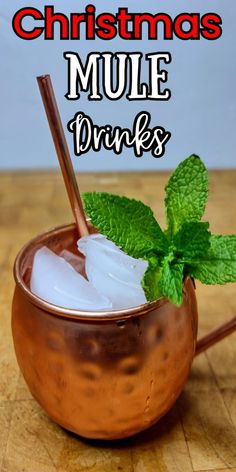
[189,235,236,284]
[159,259,184,306]
[174,222,211,258]
[83,192,169,259]
[142,257,162,302]
[165,155,208,237]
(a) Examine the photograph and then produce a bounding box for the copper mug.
[12,223,236,440]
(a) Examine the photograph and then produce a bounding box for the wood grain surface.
[0,170,235,472]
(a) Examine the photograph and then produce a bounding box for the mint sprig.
[142,257,162,301]
[188,235,236,284]
[159,260,184,307]
[165,155,208,237]
[83,192,169,258]
[83,155,236,307]
[173,222,210,258]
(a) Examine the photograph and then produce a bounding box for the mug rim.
[13,223,175,321]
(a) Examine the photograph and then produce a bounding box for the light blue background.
[0,1,235,171]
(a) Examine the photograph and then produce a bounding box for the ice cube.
[78,234,148,310]
[60,249,85,274]
[30,246,112,311]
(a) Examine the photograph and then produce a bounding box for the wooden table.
[0,170,236,472]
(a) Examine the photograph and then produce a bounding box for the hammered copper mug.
[12,223,236,440]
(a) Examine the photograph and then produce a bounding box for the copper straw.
[37,75,89,237]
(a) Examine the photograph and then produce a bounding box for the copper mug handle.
[195,316,236,356]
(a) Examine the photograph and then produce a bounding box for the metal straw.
[37,75,89,237]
